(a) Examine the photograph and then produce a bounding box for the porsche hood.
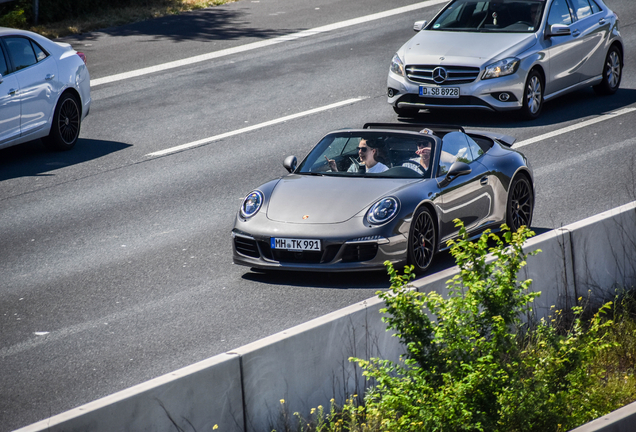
[266,175,419,224]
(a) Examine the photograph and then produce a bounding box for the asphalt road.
[1,0,635,430]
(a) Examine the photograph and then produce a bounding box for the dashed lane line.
[513,107,636,148]
[146,97,367,157]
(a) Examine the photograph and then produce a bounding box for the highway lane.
[1,0,635,429]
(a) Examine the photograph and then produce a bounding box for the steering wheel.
[348,156,364,172]
[400,160,426,175]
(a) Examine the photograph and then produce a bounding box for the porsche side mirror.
[283,155,297,173]
[546,24,571,38]
[439,161,471,187]
[413,20,427,31]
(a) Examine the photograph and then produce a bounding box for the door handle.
[45,74,55,80]
[480,176,488,186]
[8,88,16,96]
[598,18,606,25]
[572,29,580,37]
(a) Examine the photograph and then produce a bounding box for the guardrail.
[15,201,636,432]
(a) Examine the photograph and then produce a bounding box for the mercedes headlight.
[367,197,400,225]
[240,191,263,218]
[390,53,405,77]
[482,57,520,80]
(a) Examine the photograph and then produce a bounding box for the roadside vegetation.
[277,221,636,432]
[0,0,236,38]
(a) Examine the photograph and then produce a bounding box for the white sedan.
[0,27,91,151]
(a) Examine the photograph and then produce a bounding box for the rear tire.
[393,106,420,118]
[593,46,622,95]
[407,206,436,274]
[519,70,543,120]
[506,175,534,231]
[43,92,81,151]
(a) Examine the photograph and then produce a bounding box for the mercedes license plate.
[271,238,321,251]
[419,86,460,98]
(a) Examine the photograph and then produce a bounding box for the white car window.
[5,37,37,71]
[570,0,593,19]
[0,45,8,76]
[31,41,47,62]
[589,0,601,14]
[547,0,573,26]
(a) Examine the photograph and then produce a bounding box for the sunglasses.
[357,147,369,152]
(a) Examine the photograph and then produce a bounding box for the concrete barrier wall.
[15,353,244,432]
[568,203,636,301]
[15,201,636,432]
[233,297,404,432]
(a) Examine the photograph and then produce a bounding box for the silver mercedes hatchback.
[387,0,624,119]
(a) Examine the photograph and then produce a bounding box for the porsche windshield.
[429,0,546,33]
[296,131,437,179]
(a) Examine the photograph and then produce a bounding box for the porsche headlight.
[240,191,263,218]
[367,197,400,225]
[482,57,520,80]
[390,53,405,77]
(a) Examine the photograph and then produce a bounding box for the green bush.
[314,220,636,432]
[0,7,27,28]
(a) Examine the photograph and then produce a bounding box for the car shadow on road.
[241,226,553,289]
[398,88,636,129]
[240,250,457,290]
[0,138,132,182]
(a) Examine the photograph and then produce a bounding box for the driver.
[326,138,388,173]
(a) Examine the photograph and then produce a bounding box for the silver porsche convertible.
[232,124,534,273]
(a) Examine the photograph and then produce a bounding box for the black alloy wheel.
[407,206,436,274]
[43,93,81,151]
[506,176,534,231]
[594,46,622,95]
[520,69,543,120]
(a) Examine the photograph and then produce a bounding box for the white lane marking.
[513,107,636,148]
[90,0,448,87]
[534,135,636,177]
[146,97,367,157]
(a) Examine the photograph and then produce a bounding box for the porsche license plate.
[419,86,460,98]
[271,238,321,251]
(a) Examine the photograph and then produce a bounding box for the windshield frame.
[427,0,546,34]
[295,130,440,179]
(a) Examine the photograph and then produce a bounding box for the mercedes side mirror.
[283,155,297,173]
[546,24,571,38]
[413,20,427,32]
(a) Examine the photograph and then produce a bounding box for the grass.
[7,0,237,39]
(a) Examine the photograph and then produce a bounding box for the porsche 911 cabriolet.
[232,123,534,274]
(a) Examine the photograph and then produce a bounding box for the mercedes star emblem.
[432,67,448,84]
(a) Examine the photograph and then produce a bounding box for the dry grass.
[26,0,236,38]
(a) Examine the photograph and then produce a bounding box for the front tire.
[520,70,543,120]
[594,46,622,95]
[407,206,436,274]
[506,175,534,231]
[43,92,81,151]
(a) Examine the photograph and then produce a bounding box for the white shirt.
[366,162,388,173]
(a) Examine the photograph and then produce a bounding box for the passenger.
[326,138,388,173]
[403,135,433,175]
